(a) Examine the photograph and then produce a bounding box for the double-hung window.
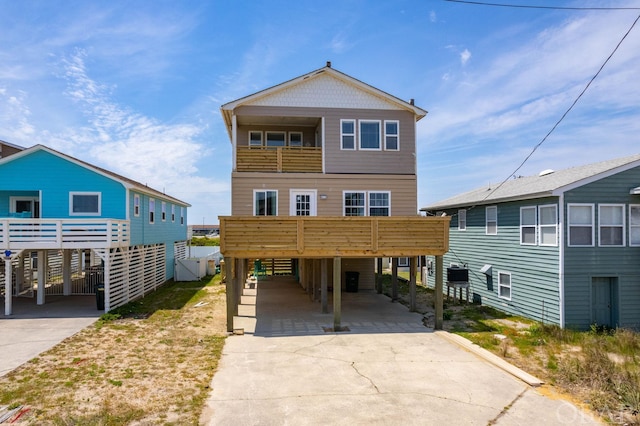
[254,190,277,216]
[149,198,155,224]
[520,206,536,245]
[568,204,594,246]
[171,205,176,222]
[343,191,390,216]
[249,131,263,147]
[458,209,466,231]
[384,120,399,150]
[486,206,497,235]
[133,194,140,217]
[630,205,640,246]
[265,131,286,147]
[341,120,355,150]
[344,192,365,216]
[359,120,381,150]
[161,202,167,221]
[369,192,390,216]
[180,207,185,225]
[498,272,512,300]
[539,205,558,246]
[289,132,303,147]
[599,204,624,246]
[70,192,101,216]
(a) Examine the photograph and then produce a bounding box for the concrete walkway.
[0,295,100,377]
[201,276,602,425]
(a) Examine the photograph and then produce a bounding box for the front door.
[592,277,617,328]
[290,190,317,216]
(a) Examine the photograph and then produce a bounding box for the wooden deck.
[236,146,322,173]
[219,216,450,258]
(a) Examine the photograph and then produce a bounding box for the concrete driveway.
[0,295,100,377]
[201,277,601,425]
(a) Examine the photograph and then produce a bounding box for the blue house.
[0,144,190,315]
[422,154,640,330]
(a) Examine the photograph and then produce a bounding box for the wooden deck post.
[321,258,328,313]
[435,255,444,330]
[376,258,383,294]
[225,257,235,332]
[391,257,398,302]
[333,257,341,330]
[37,250,46,305]
[409,256,417,312]
[62,249,72,296]
[4,258,12,315]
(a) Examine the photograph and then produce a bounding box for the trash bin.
[345,271,359,293]
[96,283,105,310]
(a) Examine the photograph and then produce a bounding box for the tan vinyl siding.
[231,172,417,216]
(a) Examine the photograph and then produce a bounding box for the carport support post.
[4,257,12,315]
[435,255,444,330]
[409,256,417,312]
[225,257,235,332]
[37,250,46,305]
[321,258,328,313]
[376,258,383,294]
[391,257,398,302]
[62,249,72,296]
[333,257,341,330]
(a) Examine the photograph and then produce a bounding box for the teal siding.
[427,197,561,325]
[563,166,640,330]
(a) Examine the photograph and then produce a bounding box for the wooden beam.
[225,257,235,332]
[409,256,417,312]
[321,258,328,313]
[391,257,398,302]
[376,257,383,294]
[435,255,444,330]
[333,257,341,330]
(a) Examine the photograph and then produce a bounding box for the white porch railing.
[0,219,130,250]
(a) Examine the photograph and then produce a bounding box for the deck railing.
[219,216,450,258]
[236,146,322,173]
[0,219,130,250]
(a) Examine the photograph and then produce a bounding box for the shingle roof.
[422,153,640,211]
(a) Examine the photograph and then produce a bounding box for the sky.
[1,1,639,225]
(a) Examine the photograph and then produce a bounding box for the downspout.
[558,194,565,328]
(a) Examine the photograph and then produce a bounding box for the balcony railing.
[219,216,450,258]
[0,219,130,250]
[236,146,322,173]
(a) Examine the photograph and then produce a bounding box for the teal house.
[0,144,190,315]
[422,154,640,330]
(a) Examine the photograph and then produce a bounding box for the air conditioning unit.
[447,267,468,283]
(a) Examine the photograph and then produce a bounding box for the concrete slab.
[201,276,602,425]
[0,295,100,377]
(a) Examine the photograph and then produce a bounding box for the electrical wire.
[445,0,640,10]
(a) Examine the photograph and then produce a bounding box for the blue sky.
[1,1,639,225]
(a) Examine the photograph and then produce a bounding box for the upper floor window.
[254,190,277,216]
[249,131,263,147]
[149,198,155,224]
[458,209,466,231]
[171,204,176,222]
[133,194,140,217]
[630,205,640,246]
[486,206,497,235]
[266,131,286,147]
[161,202,167,222]
[384,120,399,151]
[70,192,101,216]
[359,120,381,150]
[341,120,355,150]
[289,132,303,147]
[498,271,512,300]
[539,204,558,246]
[568,204,593,246]
[520,206,536,245]
[180,207,185,225]
[369,192,390,216]
[599,204,624,246]
[344,192,365,216]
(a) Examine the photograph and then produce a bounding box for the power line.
[445,0,640,10]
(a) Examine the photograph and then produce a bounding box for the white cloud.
[460,49,471,65]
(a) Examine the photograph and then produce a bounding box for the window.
[359,120,381,150]
[133,194,140,217]
[539,204,558,246]
[369,192,390,216]
[149,198,155,224]
[289,132,303,147]
[70,192,100,215]
[249,131,263,147]
[630,205,640,246]
[344,192,365,216]
[498,272,511,300]
[568,204,594,246]
[180,207,184,225]
[254,190,277,216]
[266,131,286,147]
[384,120,399,150]
[486,206,497,235]
[520,206,537,245]
[341,120,355,150]
[171,205,176,222]
[161,202,167,221]
[398,257,409,267]
[458,209,466,231]
[599,204,624,246]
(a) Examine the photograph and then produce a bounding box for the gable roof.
[0,144,190,206]
[220,64,427,138]
[422,153,640,211]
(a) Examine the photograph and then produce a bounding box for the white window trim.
[397,257,409,267]
[149,198,155,224]
[567,203,594,247]
[358,119,382,151]
[630,205,640,247]
[69,192,101,216]
[340,119,356,151]
[171,204,176,222]
[383,120,400,151]
[161,201,167,222]
[520,206,537,246]
[343,190,366,216]
[368,191,391,216]
[289,131,303,147]
[180,206,185,225]
[598,204,625,247]
[133,194,140,217]
[458,209,466,231]
[498,271,512,300]
[486,206,497,235]
[538,204,558,247]
[265,131,287,147]
[253,189,278,216]
[249,130,263,147]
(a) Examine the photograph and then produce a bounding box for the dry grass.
[0,275,227,425]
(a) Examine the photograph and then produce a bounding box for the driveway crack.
[488,387,528,425]
[350,362,380,393]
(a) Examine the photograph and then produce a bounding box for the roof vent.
[539,169,555,177]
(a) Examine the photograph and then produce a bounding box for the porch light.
[319,194,328,200]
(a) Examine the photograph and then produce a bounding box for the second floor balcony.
[236,146,322,173]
